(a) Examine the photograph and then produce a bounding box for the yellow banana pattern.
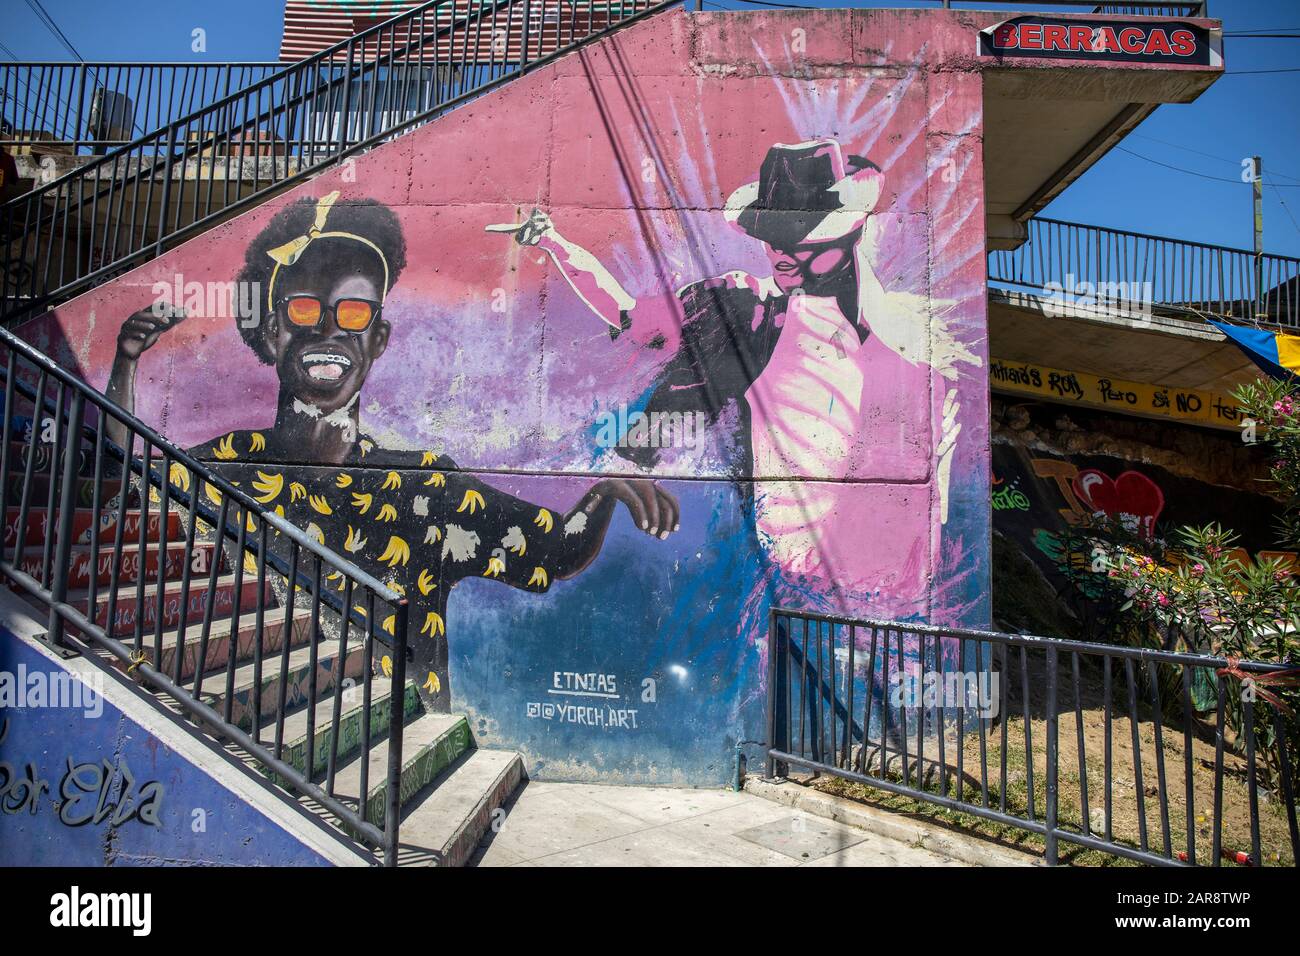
[252,470,283,503]
[214,433,238,460]
[457,489,485,514]
[169,461,191,490]
[193,436,599,707]
[379,535,410,568]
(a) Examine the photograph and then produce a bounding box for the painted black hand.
[116,306,185,361]
[587,478,680,540]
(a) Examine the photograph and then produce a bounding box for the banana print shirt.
[185,429,587,709]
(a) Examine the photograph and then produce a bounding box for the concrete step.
[4,472,101,508]
[4,439,96,477]
[4,505,179,550]
[327,712,471,834]
[397,749,525,867]
[13,539,223,591]
[257,678,421,784]
[197,638,368,734]
[155,604,312,682]
[68,572,272,638]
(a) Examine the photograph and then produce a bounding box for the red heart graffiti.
[1072,468,1165,539]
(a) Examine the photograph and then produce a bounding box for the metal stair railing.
[0,323,411,865]
[989,217,1300,329]
[2,62,284,152]
[0,0,673,325]
[765,608,1300,867]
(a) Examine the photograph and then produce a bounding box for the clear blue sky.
[5,0,1298,255]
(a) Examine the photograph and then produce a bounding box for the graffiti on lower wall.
[992,440,1293,599]
[0,627,339,865]
[990,357,1243,430]
[25,12,991,783]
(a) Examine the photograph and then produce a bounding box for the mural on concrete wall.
[105,190,680,711]
[29,13,991,783]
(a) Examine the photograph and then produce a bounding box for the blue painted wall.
[0,626,340,866]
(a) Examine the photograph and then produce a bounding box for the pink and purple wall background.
[24,10,991,784]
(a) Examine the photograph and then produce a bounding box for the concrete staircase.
[3,434,524,866]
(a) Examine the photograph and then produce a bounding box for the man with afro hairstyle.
[106,192,680,711]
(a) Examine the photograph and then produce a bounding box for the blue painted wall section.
[0,626,340,866]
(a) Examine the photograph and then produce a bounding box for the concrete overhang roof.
[988,290,1256,396]
[977,13,1223,250]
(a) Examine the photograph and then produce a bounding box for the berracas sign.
[979,17,1220,67]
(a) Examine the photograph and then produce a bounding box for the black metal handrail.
[0,0,671,325]
[1,62,283,151]
[765,608,1299,867]
[0,323,411,865]
[989,217,1300,328]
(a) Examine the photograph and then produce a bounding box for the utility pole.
[1253,155,1264,320]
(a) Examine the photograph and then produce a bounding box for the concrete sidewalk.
[472,782,969,867]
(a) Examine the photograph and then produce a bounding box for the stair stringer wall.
[0,593,371,865]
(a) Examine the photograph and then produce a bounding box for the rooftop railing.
[989,217,1300,329]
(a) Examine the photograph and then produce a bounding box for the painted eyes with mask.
[763,234,859,291]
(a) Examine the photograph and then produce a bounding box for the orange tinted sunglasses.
[281,295,380,333]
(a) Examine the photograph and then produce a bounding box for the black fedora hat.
[724,139,881,248]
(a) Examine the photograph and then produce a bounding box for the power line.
[1223,67,1300,75]
[23,0,83,60]
[1272,185,1300,239]
[1114,146,1300,187]
[1130,133,1300,185]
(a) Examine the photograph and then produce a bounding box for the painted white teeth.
[302,352,352,366]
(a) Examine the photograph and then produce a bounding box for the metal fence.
[765,608,1300,867]
[0,0,671,324]
[0,324,411,865]
[988,217,1300,328]
[1,63,283,152]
